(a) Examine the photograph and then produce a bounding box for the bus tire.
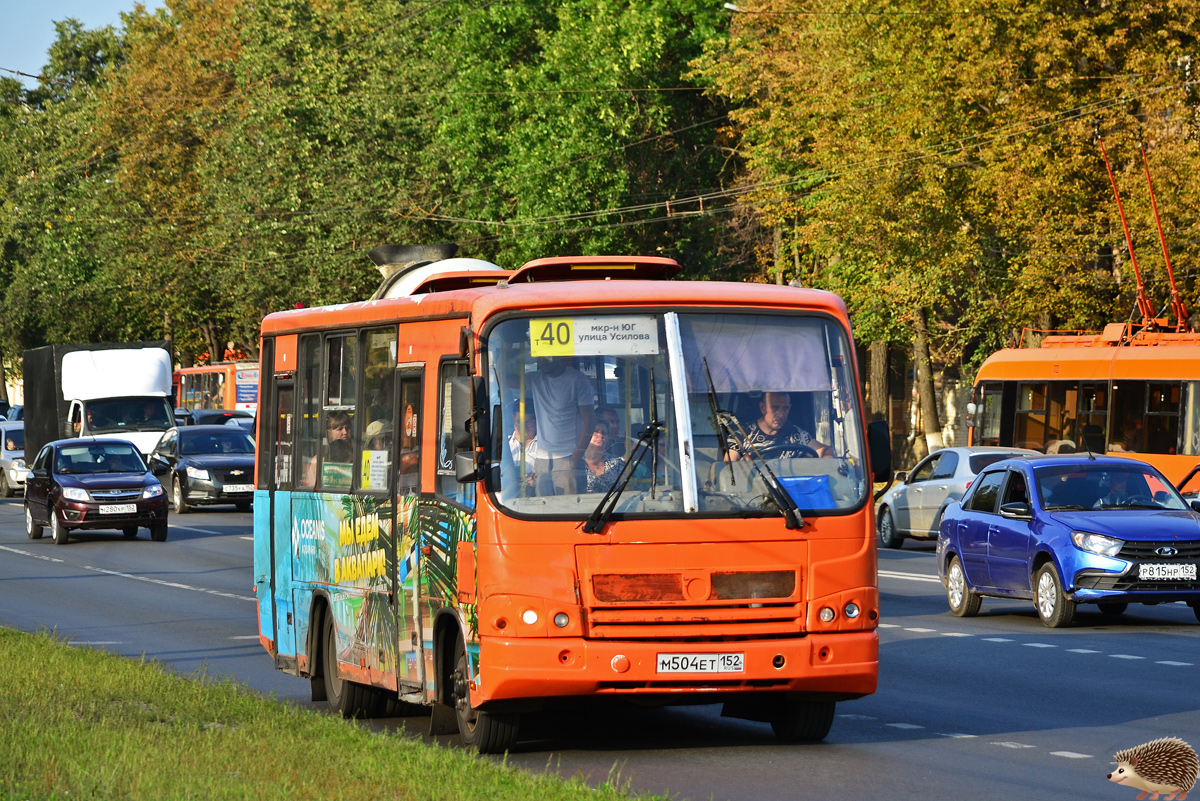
[452,639,518,753]
[877,506,904,549]
[771,697,836,742]
[322,614,380,718]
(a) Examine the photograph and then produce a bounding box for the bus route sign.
[529,315,659,357]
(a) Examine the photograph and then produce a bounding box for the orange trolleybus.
[175,362,260,413]
[969,324,1200,490]
[252,254,890,752]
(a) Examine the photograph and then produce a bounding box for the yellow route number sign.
[529,315,659,358]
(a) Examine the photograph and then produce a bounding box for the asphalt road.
[2,497,1197,801]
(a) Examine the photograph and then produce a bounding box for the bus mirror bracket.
[455,451,480,483]
[450,375,487,451]
[867,421,892,483]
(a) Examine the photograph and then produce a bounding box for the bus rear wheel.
[770,696,836,742]
[321,614,382,718]
[452,640,518,753]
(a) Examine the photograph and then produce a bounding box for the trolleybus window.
[359,328,397,493]
[321,334,358,490]
[297,335,321,489]
[438,359,473,505]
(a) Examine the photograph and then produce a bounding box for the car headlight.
[143,484,164,498]
[186,466,210,481]
[12,459,24,470]
[1071,530,1124,557]
[61,487,90,502]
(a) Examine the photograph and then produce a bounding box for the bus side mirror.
[867,421,891,483]
[449,376,486,451]
[455,451,480,483]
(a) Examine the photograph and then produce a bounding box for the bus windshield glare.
[485,311,867,518]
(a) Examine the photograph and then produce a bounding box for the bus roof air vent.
[367,243,507,299]
[509,255,681,284]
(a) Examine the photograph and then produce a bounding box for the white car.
[875,446,1037,548]
[0,421,25,497]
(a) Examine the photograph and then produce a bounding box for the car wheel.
[0,471,12,498]
[1191,602,1200,625]
[1097,602,1127,616]
[150,523,168,542]
[1034,563,1075,628]
[122,526,139,538]
[770,696,836,742]
[172,476,189,514]
[877,506,904,549]
[946,556,982,617]
[51,511,69,545]
[452,639,518,753]
[25,503,42,540]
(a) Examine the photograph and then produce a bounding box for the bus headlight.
[818,606,836,623]
[521,609,539,625]
[844,603,860,619]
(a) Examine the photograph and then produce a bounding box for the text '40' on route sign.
[530,316,660,357]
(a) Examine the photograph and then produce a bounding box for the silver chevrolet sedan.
[875,446,1037,548]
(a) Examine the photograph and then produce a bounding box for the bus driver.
[728,391,831,460]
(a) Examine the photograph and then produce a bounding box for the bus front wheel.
[452,640,518,753]
[770,697,836,742]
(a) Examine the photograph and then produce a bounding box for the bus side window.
[398,375,421,496]
[359,328,397,493]
[437,359,473,505]
[320,334,357,491]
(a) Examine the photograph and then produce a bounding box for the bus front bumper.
[475,630,878,706]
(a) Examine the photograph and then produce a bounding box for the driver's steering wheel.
[1120,494,1158,507]
[756,443,820,460]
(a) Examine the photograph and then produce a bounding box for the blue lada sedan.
[936,455,1200,627]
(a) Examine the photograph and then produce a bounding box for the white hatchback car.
[876,446,1037,548]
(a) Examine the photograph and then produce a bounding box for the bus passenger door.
[393,368,425,692]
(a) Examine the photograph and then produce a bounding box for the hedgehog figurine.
[1108,737,1199,800]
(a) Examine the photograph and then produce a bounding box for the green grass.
[0,628,665,801]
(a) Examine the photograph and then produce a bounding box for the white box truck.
[24,342,175,458]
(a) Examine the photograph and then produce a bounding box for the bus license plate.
[1140,563,1197,581]
[656,653,744,674]
[99,504,137,515]
[224,484,254,494]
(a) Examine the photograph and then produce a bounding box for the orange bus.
[969,324,1200,490]
[252,254,890,752]
[175,362,260,413]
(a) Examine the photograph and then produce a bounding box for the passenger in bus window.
[325,411,353,462]
[507,406,538,487]
[583,421,624,493]
[594,406,625,460]
[727,391,831,460]
[527,357,594,495]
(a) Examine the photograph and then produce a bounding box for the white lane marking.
[0,545,64,563]
[983,637,1013,642]
[83,566,254,602]
[1023,643,1056,648]
[838,714,876,720]
[992,742,1037,749]
[1109,654,1145,660]
[878,569,942,583]
[171,525,224,534]
[886,723,925,729]
[1156,660,1194,666]
[938,733,977,738]
[238,536,253,541]
[904,627,936,633]
[67,641,123,646]
[877,623,900,628]
[941,632,973,637]
[228,635,260,640]
[1068,649,1101,654]
[1052,752,1093,759]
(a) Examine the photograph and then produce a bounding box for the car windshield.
[55,443,146,474]
[1035,463,1190,511]
[2,429,24,452]
[180,430,255,455]
[85,397,174,433]
[485,311,866,519]
[969,452,1025,473]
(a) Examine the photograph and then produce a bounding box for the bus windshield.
[485,311,867,518]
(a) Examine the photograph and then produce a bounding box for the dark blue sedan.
[936,455,1200,627]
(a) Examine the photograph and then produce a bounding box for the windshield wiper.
[1044,504,1087,511]
[700,361,802,529]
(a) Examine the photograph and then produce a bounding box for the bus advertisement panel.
[253,255,888,752]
